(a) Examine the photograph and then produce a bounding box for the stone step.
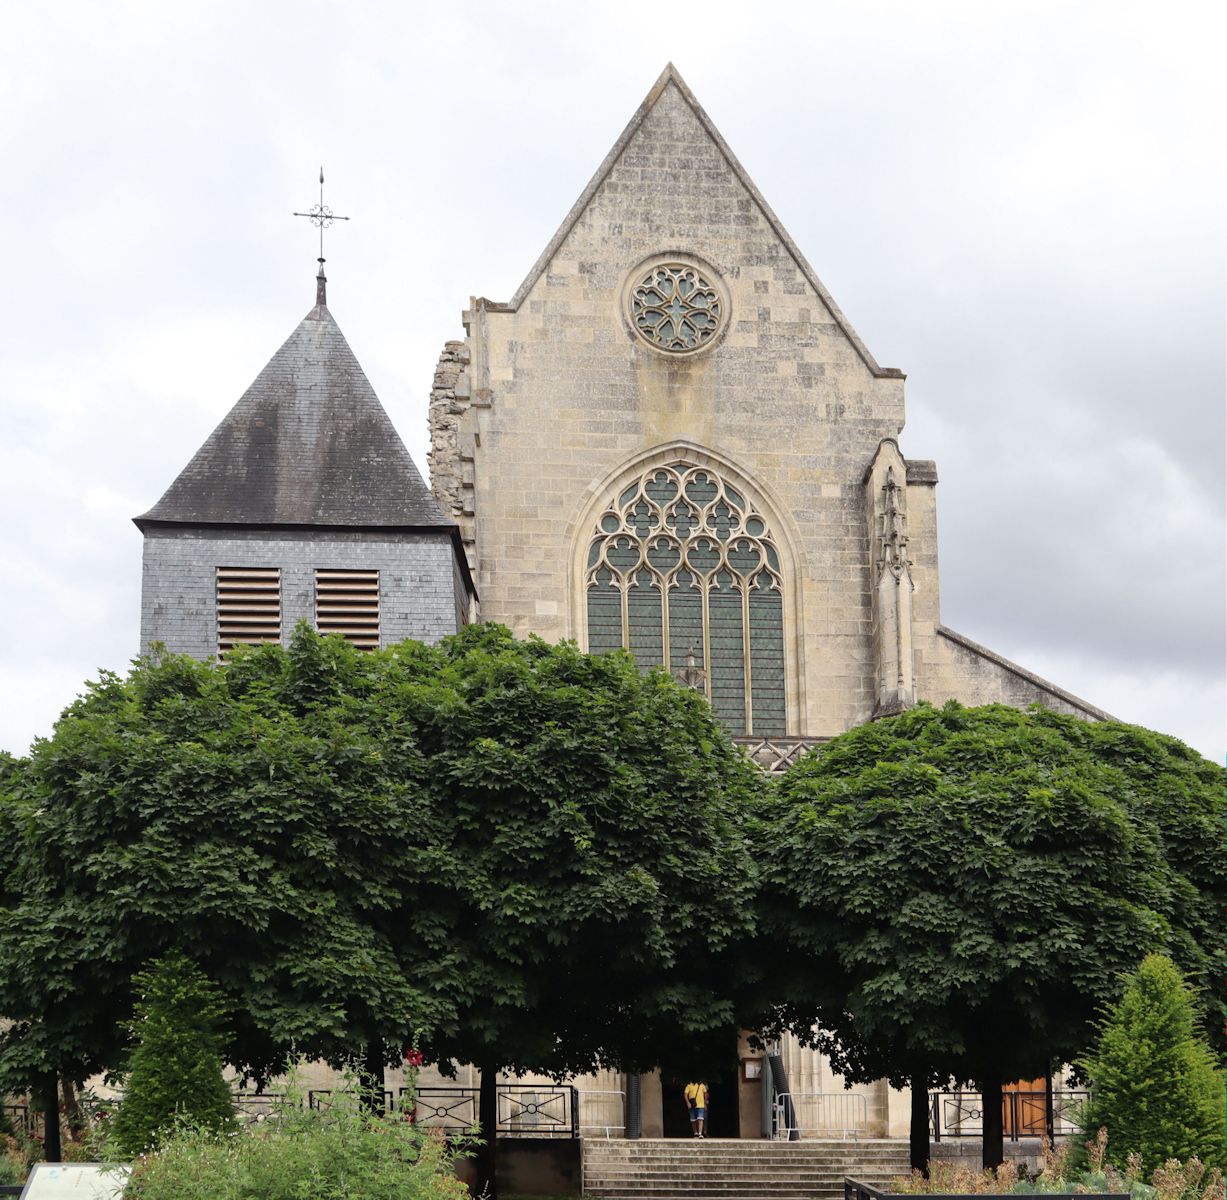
[584,1158,912,1168]
[584,1173,903,1182]
[586,1156,911,1167]
[586,1153,907,1162]
[581,1182,863,1192]
[587,1140,905,1149]
[587,1151,911,1158]
[583,1138,912,1200]
[586,1151,910,1161]
[585,1161,911,1171]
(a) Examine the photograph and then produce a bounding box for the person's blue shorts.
[690,1107,706,1120]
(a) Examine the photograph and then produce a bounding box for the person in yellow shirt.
[684,1081,708,1138]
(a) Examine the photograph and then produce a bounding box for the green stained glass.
[587,567,622,655]
[584,459,787,737]
[645,470,678,505]
[684,473,718,507]
[728,538,761,576]
[627,569,663,672]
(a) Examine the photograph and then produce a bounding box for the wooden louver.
[217,567,281,655]
[315,569,380,650]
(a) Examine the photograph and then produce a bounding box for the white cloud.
[0,0,1221,762]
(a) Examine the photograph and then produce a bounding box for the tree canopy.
[757,701,1226,1166]
[0,623,764,1099]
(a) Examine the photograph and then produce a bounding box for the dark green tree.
[0,624,765,1191]
[0,629,451,1108]
[757,701,1226,1171]
[1077,953,1225,1172]
[110,951,236,1155]
[362,623,765,1195]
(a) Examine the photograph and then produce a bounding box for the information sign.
[19,1164,129,1199]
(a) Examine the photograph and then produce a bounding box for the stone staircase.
[583,1137,913,1200]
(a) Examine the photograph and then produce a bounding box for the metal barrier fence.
[772,1092,868,1140]
[577,1089,626,1138]
[929,1090,1089,1140]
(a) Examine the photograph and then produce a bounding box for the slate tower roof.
[136,293,451,531]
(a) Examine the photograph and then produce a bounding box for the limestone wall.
[430,75,908,739]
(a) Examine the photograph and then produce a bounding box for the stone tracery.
[629,263,724,353]
[585,460,786,735]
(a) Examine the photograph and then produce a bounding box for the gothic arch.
[567,442,805,735]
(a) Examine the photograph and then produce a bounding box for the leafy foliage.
[757,702,1226,1158]
[1077,954,1226,1173]
[890,1131,1225,1200]
[0,622,763,1095]
[110,951,236,1156]
[393,622,765,1079]
[122,1069,468,1200]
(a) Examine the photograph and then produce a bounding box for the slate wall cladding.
[140,527,461,660]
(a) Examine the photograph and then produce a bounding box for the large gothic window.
[585,461,786,736]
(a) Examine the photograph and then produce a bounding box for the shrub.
[1078,955,1225,1173]
[888,1133,1225,1199]
[110,951,235,1156]
[124,1071,470,1200]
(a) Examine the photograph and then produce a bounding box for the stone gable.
[429,65,1109,739]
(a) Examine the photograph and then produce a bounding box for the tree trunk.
[475,1062,499,1200]
[980,1071,1004,1171]
[60,1078,83,1139]
[910,1078,930,1176]
[362,1042,385,1115]
[42,1073,62,1162]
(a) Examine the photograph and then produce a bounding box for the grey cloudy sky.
[1,0,1223,760]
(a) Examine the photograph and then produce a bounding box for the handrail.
[774,1091,868,1140]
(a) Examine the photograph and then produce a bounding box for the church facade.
[427,64,1108,759]
[135,65,1109,1139]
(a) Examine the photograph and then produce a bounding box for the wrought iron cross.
[294,167,349,303]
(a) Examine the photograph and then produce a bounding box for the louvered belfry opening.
[216,567,282,655]
[315,569,381,650]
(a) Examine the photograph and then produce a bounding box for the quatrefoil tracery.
[586,464,783,596]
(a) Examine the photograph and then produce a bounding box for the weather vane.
[294,167,349,304]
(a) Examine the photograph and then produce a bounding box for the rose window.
[629,264,724,353]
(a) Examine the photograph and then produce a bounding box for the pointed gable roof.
[136,299,452,530]
[491,63,902,380]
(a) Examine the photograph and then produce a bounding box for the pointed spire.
[294,167,347,309]
[135,303,452,531]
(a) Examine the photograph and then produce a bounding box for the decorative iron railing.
[1,1103,37,1139]
[231,1090,287,1125]
[929,1090,1089,1140]
[308,1083,579,1137]
[772,1092,868,1140]
[406,1086,478,1132]
[735,735,827,773]
[497,1084,578,1137]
